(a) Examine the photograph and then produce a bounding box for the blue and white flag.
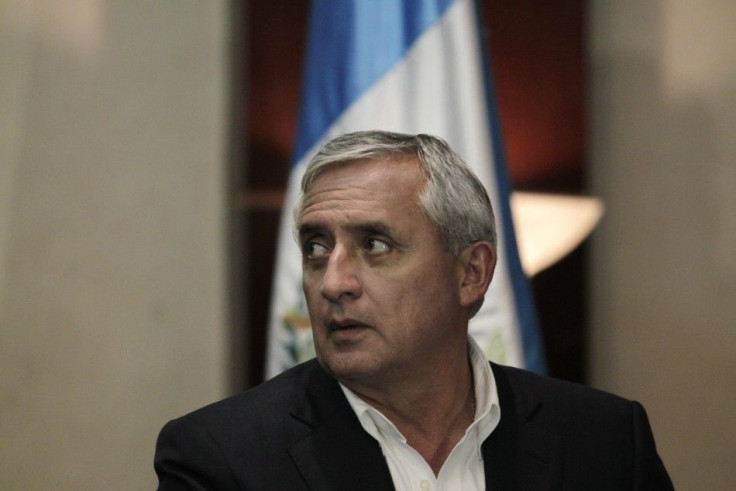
[265,0,545,378]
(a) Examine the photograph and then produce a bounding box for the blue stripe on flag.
[293,0,457,162]
[473,0,547,374]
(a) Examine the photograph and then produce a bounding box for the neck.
[343,344,476,475]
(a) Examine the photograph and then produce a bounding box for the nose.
[320,245,362,303]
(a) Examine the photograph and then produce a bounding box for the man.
[155,131,673,490]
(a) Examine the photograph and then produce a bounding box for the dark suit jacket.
[155,359,673,490]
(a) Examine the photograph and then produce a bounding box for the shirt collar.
[339,335,501,447]
[467,335,501,446]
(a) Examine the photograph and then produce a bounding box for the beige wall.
[589,1,736,489]
[0,1,231,489]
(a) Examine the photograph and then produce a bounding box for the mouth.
[327,318,370,332]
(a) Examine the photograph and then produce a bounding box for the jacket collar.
[286,361,395,491]
[285,360,561,490]
[483,362,561,490]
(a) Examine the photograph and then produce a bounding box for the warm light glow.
[511,192,605,276]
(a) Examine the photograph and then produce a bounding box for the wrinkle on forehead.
[300,157,425,221]
[301,188,383,216]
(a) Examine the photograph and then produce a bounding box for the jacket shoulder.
[489,363,673,489]
[179,358,327,432]
[155,359,332,490]
[491,362,636,420]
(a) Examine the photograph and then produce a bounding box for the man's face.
[298,156,468,388]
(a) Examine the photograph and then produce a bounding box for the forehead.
[300,156,426,221]
[311,155,423,189]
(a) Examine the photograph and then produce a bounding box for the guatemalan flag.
[265,0,546,378]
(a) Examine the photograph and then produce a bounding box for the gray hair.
[294,130,496,317]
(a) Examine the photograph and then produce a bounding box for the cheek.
[302,271,321,299]
[302,277,324,323]
[408,263,459,312]
[375,271,437,319]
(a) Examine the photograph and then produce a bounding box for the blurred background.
[1,1,734,489]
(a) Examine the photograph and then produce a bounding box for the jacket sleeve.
[154,416,241,491]
[631,401,674,490]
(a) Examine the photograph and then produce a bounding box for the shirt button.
[420,479,431,490]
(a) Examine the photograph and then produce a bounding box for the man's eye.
[305,241,329,259]
[365,238,390,254]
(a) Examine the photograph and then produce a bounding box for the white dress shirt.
[340,336,501,491]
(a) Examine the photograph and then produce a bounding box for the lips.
[327,318,370,332]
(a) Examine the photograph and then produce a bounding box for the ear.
[457,241,496,310]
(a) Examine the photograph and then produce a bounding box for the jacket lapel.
[483,363,561,490]
[285,361,561,490]
[287,364,394,491]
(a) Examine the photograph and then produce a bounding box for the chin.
[316,351,380,383]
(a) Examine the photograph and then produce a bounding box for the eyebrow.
[297,223,323,240]
[347,221,395,237]
[298,221,396,240]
